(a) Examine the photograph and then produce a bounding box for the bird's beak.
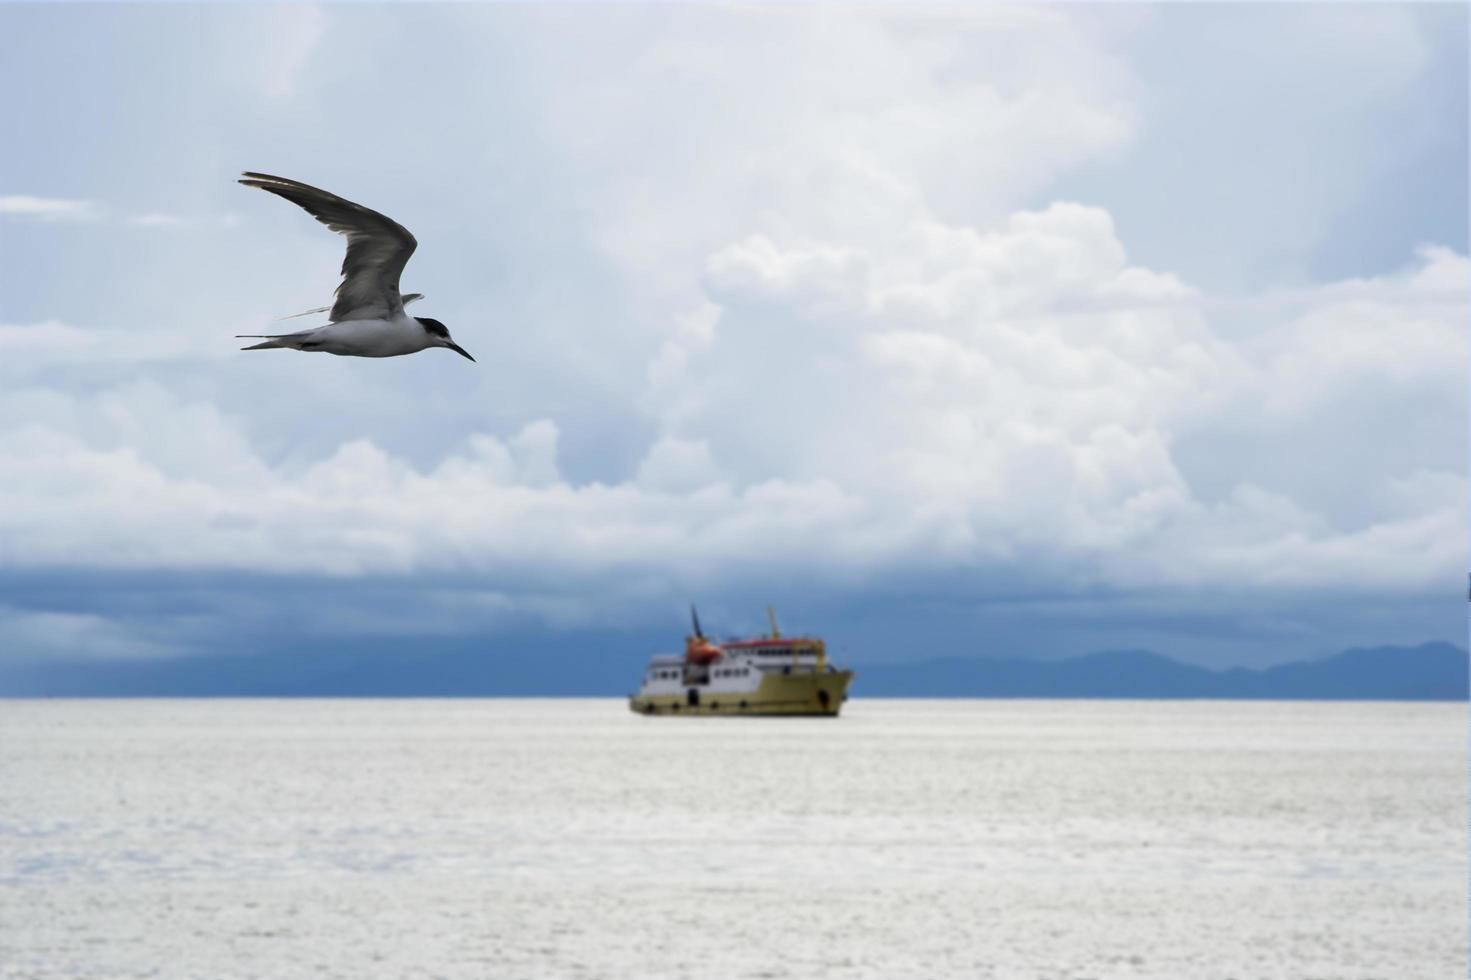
[447,342,475,362]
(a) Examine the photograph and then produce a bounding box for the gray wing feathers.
[240,172,418,323]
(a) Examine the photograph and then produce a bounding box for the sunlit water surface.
[1,699,1464,979]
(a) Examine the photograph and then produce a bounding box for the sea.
[0,699,1464,980]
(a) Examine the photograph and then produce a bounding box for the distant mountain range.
[853,642,1468,700]
[1,638,1464,700]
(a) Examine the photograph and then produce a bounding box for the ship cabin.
[641,637,834,692]
[719,637,831,676]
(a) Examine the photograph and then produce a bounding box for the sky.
[0,3,1466,680]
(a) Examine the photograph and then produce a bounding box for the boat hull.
[629,670,855,717]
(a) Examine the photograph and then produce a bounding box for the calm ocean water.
[0,699,1464,979]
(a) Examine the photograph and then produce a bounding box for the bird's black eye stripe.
[415,316,450,339]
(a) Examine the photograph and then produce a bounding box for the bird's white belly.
[313,318,428,358]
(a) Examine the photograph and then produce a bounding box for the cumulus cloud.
[0,228,1460,607]
[0,4,1462,662]
[521,4,1141,316]
[1251,246,1466,415]
[692,205,1464,594]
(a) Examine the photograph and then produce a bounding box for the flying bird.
[236,172,474,361]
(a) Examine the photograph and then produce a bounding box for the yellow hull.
[629,670,854,717]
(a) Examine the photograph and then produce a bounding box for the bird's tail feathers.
[236,331,312,351]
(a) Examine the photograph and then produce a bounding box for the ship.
[629,608,855,717]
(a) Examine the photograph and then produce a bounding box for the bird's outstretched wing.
[240,172,417,323]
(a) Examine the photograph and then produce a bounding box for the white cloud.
[525,4,1141,319]
[0,195,97,220]
[1250,247,1467,414]
[636,437,719,493]
[0,4,1462,651]
[259,4,327,99]
[0,200,238,230]
[0,230,1460,605]
[0,321,233,372]
[128,212,189,228]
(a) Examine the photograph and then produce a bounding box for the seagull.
[236,172,474,361]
